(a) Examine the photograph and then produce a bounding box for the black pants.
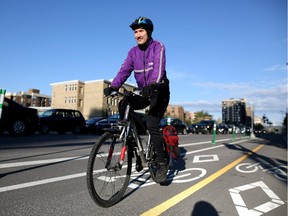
[118,83,170,162]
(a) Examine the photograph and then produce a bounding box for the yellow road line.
[141,144,265,216]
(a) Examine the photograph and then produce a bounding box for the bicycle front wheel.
[86,131,132,207]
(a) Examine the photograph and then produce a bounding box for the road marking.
[0,139,250,193]
[180,138,231,147]
[0,139,246,169]
[0,172,86,192]
[193,154,219,163]
[0,156,89,168]
[140,144,265,216]
[229,181,284,216]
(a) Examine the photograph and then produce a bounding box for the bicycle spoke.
[87,132,132,207]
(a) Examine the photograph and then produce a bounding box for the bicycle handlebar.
[108,87,142,98]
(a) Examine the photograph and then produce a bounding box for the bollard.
[232,125,235,141]
[212,123,217,144]
[0,89,6,119]
[167,116,171,125]
[243,128,246,139]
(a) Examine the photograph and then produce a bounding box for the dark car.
[218,124,229,134]
[93,114,121,134]
[85,117,104,134]
[187,124,196,134]
[92,112,148,135]
[39,109,86,134]
[195,120,216,134]
[226,124,235,134]
[0,98,39,135]
[159,118,187,135]
[245,126,251,135]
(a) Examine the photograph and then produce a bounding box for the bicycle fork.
[105,135,127,171]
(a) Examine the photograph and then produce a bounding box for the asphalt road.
[0,133,287,216]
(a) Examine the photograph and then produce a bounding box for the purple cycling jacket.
[111,38,166,89]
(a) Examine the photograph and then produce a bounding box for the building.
[50,79,139,119]
[165,105,185,120]
[5,89,51,108]
[188,111,195,123]
[222,98,247,125]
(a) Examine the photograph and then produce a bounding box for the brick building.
[5,89,51,108]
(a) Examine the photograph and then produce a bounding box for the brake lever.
[110,91,118,97]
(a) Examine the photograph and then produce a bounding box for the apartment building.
[187,111,195,123]
[50,79,137,119]
[165,105,185,120]
[5,89,51,108]
[222,98,247,125]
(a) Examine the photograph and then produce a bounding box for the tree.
[254,123,264,131]
[194,110,212,123]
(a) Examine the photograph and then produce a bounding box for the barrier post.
[232,125,235,141]
[0,89,6,119]
[212,123,217,144]
[242,128,246,139]
[167,116,171,125]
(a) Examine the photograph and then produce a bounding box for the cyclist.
[104,16,170,183]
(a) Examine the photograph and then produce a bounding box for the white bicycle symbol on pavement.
[128,167,207,188]
[235,162,287,181]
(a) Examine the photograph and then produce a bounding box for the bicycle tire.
[147,144,158,181]
[86,131,132,207]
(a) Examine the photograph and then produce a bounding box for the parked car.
[187,124,196,134]
[0,98,39,135]
[93,114,121,134]
[85,117,104,134]
[195,120,216,134]
[159,118,187,135]
[218,124,229,134]
[245,127,251,135]
[254,129,267,134]
[91,112,148,135]
[39,109,86,134]
[226,124,234,134]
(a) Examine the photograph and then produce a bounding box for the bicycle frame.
[115,95,148,169]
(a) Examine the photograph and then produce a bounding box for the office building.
[222,98,247,125]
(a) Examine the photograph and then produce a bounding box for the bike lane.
[139,137,287,216]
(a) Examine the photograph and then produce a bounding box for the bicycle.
[86,88,172,207]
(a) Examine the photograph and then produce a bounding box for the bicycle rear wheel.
[147,144,158,181]
[86,131,132,207]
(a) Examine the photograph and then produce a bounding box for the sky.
[0,0,287,125]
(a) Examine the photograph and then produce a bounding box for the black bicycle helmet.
[129,16,154,33]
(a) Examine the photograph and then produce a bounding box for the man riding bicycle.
[104,16,170,183]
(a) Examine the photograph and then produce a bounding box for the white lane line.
[0,156,89,169]
[180,138,231,147]
[0,139,247,169]
[0,139,249,193]
[0,172,86,192]
[183,139,248,156]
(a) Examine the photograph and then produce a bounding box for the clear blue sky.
[0,0,287,125]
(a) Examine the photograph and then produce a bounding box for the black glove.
[142,84,157,98]
[104,87,117,96]
[142,85,151,98]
